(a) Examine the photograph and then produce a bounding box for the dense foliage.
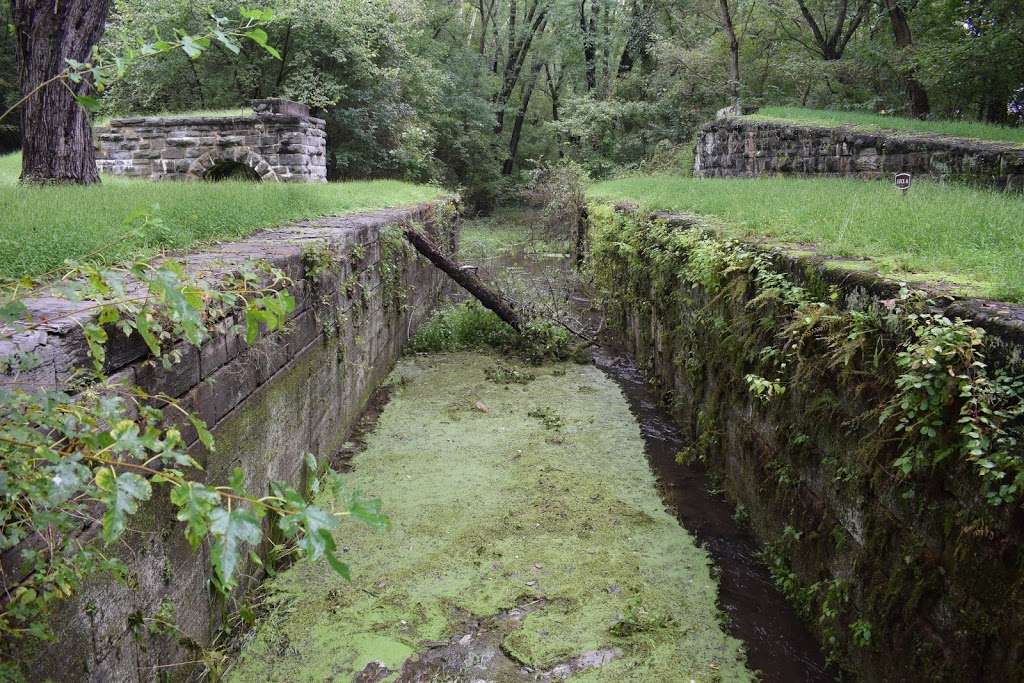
[51,0,1018,207]
[587,203,1024,505]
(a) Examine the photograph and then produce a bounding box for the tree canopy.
[2,0,1022,199]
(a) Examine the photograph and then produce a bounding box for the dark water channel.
[591,348,836,682]
[470,226,836,681]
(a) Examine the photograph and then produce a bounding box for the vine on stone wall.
[0,256,384,678]
[587,203,1024,507]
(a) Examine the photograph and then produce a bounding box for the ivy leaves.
[169,482,219,549]
[209,507,263,591]
[882,311,1024,504]
[95,470,152,543]
[0,250,378,654]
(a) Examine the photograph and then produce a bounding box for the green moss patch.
[227,353,749,682]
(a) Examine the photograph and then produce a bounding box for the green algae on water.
[227,353,751,682]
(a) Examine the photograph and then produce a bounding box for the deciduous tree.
[10,0,112,184]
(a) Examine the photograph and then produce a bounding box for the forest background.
[1,0,1021,210]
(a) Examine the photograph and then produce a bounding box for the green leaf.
[240,7,275,22]
[325,552,351,580]
[95,470,152,543]
[135,311,162,356]
[0,299,27,324]
[188,414,215,453]
[170,482,220,548]
[179,34,210,59]
[278,504,337,561]
[349,496,389,530]
[229,467,247,496]
[209,507,262,590]
[74,95,101,111]
[243,28,269,46]
[243,28,281,59]
[45,459,91,506]
[213,30,241,54]
[83,322,108,370]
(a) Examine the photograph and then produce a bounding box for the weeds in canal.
[409,301,579,365]
[527,406,565,431]
[485,362,536,385]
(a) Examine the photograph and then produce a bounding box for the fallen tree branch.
[401,222,523,331]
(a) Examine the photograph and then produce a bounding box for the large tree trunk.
[881,0,929,118]
[11,0,111,184]
[502,61,542,176]
[580,0,597,91]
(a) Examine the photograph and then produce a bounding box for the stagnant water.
[470,220,835,681]
[591,348,835,682]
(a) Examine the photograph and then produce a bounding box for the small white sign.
[894,172,912,191]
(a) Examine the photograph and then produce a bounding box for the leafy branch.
[0,7,280,123]
[0,248,384,657]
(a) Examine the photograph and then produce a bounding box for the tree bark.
[581,0,597,91]
[544,63,565,157]
[881,0,929,118]
[502,60,543,175]
[794,0,870,61]
[401,223,523,331]
[11,0,112,184]
[494,0,548,134]
[717,0,740,102]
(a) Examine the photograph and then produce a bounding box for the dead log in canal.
[400,222,524,332]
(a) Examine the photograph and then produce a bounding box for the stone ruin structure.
[94,98,327,182]
[696,115,1024,191]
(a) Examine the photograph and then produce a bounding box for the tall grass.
[0,153,444,281]
[749,107,1024,146]
[589,174,1024,301]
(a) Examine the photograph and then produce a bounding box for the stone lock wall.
[589,206,1024,682]
[1,201,455,680]
[695,116,1024,191]
[94,98,327,182]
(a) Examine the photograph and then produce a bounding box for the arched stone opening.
[203,160,262,182]
[186,148,280,182]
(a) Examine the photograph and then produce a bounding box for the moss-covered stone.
[585,203,1024,681]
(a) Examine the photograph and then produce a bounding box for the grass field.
[747,107,1024,146]
[0,153,444,281]
[589,174,1024,301]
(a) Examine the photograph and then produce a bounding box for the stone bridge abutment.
[95,98,326,183]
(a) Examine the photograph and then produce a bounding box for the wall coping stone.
[620,203,1024,351]
[696,116,1024,190]
[0,199,456,396]
[713,115,1024,153]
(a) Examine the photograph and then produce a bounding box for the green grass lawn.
[0,153,444,281]
[589,174,1024,301]
[746,107,1024,146]
[95,107,253,127]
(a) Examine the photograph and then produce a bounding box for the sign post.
[894,172,912,196]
